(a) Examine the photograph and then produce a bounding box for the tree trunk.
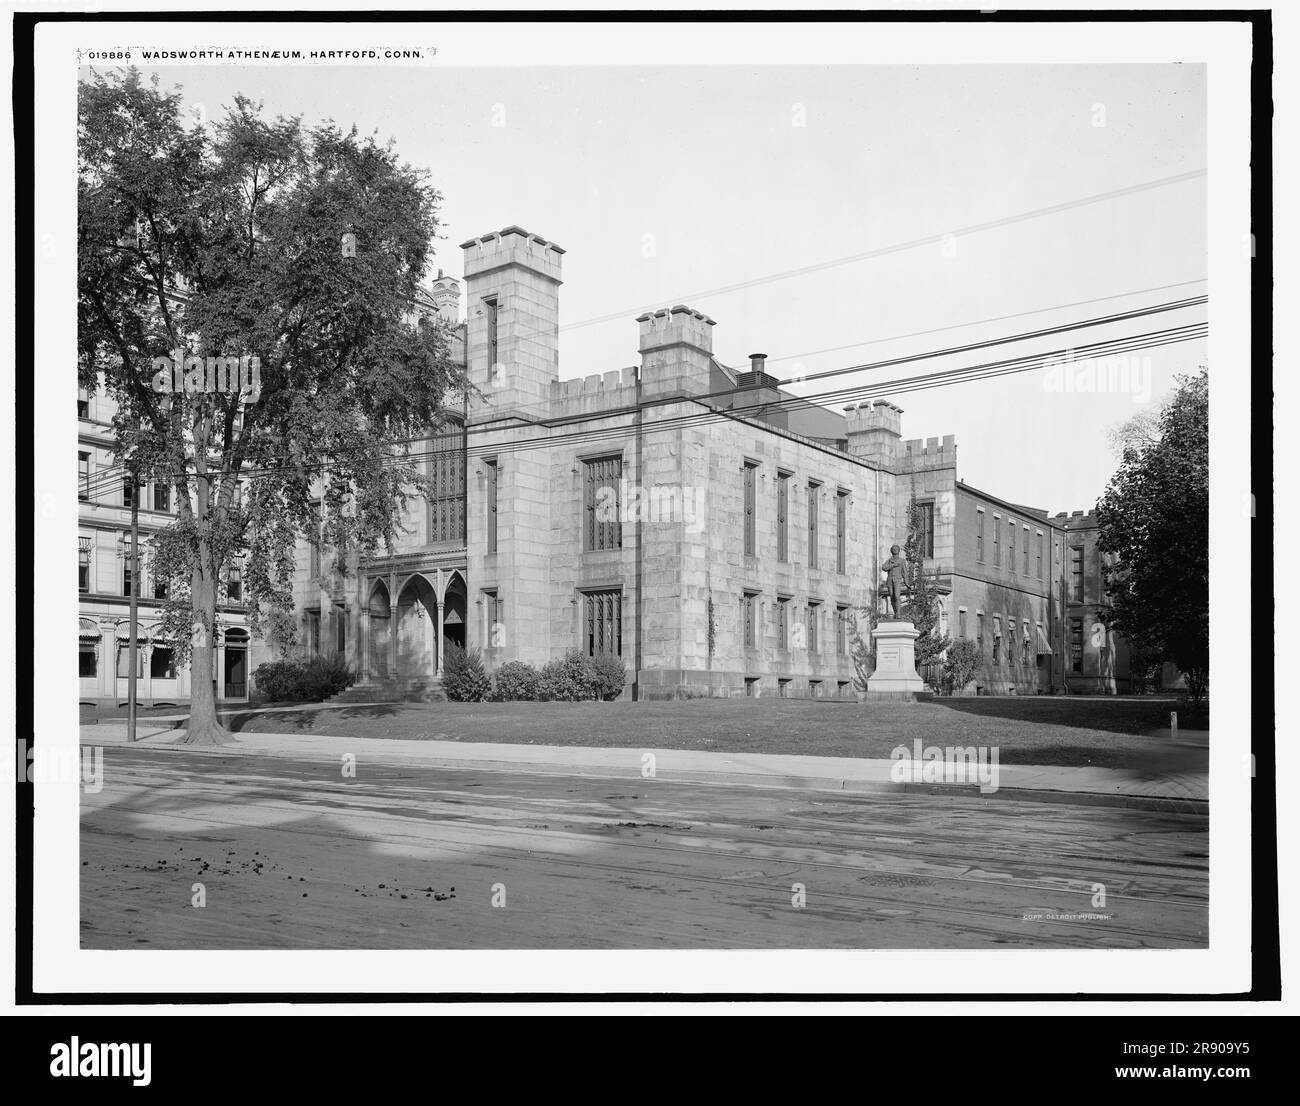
[173,568,233,745]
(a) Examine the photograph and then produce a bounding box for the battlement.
[461,226,565,284]
[1053,508,1101,530]
[551,366,641,413]
[843,399,903,437]
[636,305,716,356]
[901,434,957,468]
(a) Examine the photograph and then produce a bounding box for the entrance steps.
[327,676,445,705]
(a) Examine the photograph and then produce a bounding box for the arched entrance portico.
[356,562,469,699]
[396,574,439,694]
[442,570,467,657]
[367,579,391,680]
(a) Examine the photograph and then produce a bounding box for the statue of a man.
[880,544,908,619]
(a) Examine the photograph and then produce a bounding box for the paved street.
[80,745,1208,950]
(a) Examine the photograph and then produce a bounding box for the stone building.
[77,225,1144,704]
[306,225,1140,700]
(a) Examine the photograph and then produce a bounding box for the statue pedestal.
[866,620,926,696]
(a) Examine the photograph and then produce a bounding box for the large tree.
[1096,371,1209,708]
[78,69,465,743]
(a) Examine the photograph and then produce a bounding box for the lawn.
[216,696,1209,770]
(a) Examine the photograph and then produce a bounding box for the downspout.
[633,364,644,701]
[873,465,880,615]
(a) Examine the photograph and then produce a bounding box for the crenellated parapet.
[901,434,958,469]
[550,366,642,414]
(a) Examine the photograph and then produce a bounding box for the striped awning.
[78,617,100,639]
[1035,626,1054,655]
[115,621,153,642]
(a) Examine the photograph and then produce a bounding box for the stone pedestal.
[866,620,926,695]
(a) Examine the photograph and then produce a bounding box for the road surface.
[80,746,1208,950]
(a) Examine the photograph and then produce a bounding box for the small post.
[127,474,141,743]
[1170,711,1178,739]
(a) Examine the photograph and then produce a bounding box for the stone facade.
[77,224,1155,703]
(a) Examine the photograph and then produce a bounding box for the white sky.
[125,62,1207,511]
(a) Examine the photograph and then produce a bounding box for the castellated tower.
[460,226,564,419]
[636,305,716,401]
[460,227,564,669]
[844,400,903,469]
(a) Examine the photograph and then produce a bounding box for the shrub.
[587,651,627,701]
[252,660,301,702]
[299,655,355,700]
[443,644,492,702]
[252,655,354,702]
[494,660,541,702]
[539,648,593,701]
[941,638,981,695]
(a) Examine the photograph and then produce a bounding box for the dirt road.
[80,747,1208,950]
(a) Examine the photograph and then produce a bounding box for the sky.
[119,62,1207,511]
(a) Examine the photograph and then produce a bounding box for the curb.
[95,738,1208,814]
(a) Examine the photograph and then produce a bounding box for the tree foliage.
[78,68,466,742]
[941,638,981,695]
[1096,371,1209,707]
[903,491,951,670]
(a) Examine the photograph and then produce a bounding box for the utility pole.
[127,471,140,742]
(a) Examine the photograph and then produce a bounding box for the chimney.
[749,352,767,375]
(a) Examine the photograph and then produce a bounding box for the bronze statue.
[880,544,908,619]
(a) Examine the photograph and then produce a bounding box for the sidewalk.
[81,722,1208,812]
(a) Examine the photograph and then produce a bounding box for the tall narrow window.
[777,596,790,650]
[227,564,242,604]
[958,609,967,638]
[309,500,322,577]
[742,591,758,649]
[1008,520,1016,573]
[484,590,503,648]
[583,589,622,656]
[306,609,321,657]
[77,388,90,419]
[806,601,820,653]
[122,479,135,509]
[993,515,1001,566]
[78,452,90,501]
[807,482,820,569]
[428,418,467,544]
[78,537,92,592]
[992,618,1002,664]
[977,612,985,652]
[79,643,97,677]
[485,458,499,553]
[976,508,985,563]
[1036,533,1044,579]
[335,602,347,655]
[835,490,848,574]
[484,296,499,372]
[776,472,790,562]
[743,461,757,556]
[917,501,935,558]
[1070,618,1084,672]
[1070,546,1085,601]
[153,483,171,512]
[836,604,848,655]
[1023,526,1030,575]
[120,536,134,597]
[583,455,622,551]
